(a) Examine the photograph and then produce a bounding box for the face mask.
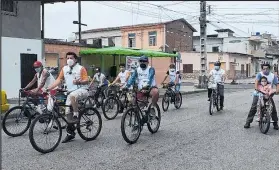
[170,68,175,72]
[120,68,125,72]
[67,59,75,67]
[140,63,147,69]
[214,66,220,70]
[35,67,42,73]
[263,70,269,75]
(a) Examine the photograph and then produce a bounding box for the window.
[108,37,115,47]
[212,46,219,52]
[241,64,245,74]
[149,31,157,46]
[183,64,193,73]
[1,0,17,15]
[128,33,136,47]
[93,39,102,48]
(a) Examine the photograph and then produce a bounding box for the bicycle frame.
[129,88,150,122]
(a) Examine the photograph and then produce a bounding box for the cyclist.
[161,63,181,95]
[110,63,130,88]
[89,67,108,102]
[23,61,55,95]
[46,52,89,143]
[124,55,159,113]
[207,61,225,110]
[244,63,279,129]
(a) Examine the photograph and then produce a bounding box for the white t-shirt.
[93,73,106,86]
[209,69,225,83]
[118,70,129,84]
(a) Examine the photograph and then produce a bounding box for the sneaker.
[66,114,79,124]
[207,98,210,101]
[244,122,250,128]
[62,134,75,143]
[220,106,224,110]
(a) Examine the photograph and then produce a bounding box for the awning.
[79,47,177,57]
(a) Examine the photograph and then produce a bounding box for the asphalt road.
[2,84,279,170]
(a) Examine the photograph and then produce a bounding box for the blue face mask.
[263,71,269,75]
[214,66,220,70]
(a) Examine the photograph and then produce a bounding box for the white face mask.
[35,67,42,73]
[170,68,175,72]
[67,59,75,66]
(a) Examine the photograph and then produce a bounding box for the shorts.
[65,88,89,114]
[175,84,181,92]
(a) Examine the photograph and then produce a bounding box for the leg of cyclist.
[62,89,89,143]
[149,87,159,116]
[270,98,279,130]
[208,88,212,101]
[244,96,258,128]
[218,84,224,110]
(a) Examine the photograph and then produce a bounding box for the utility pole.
[198,1,207,88]
[73,1,87,43]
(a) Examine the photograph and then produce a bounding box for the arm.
[175,71,180,85]
[76,67,89,85]
[161,71,169,84]
[24,74,38,89]
[48,70,64,90]
[272,75,279,93]
[111,75,120,85]
[37,70,50,89]
[126,69,138,88]
[255,73,261,90]
[125,72,131,82]
[221,70,226,83]
[148,67,155,86]
[89,75,96,87]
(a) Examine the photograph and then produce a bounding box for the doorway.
[20,53,38,88]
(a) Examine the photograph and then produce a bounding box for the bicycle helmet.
[33,61,42,68]
[139,55,149,62]
[214,61,221,66]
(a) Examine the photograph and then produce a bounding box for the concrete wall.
[2,1,41,39]
[193,37,223,52]
[121,25,164,51]
[2,37,42,98]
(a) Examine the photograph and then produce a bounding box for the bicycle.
[86,85,107,109]
[28,89,102,153]
[102,84,121,120]
[161,83,182,112]
[255,90,276,134]
[208,81,222,115]
[120,87,161,144]
[2,89,46,137]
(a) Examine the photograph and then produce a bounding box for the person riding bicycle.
[110,63,130,88]
[124,55,159,114]
[161,63,181,94]
[46,52,89,143]
[244,63,279,129]
[207,61,225,110]
[23,61,55,95]
[89,67,108,102]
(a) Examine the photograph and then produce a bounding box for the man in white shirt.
[110,63,130,87]
[208,61,226,110]
[161,63,181,92]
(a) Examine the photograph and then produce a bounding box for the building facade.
[2,1,42,98]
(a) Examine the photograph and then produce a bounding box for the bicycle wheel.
[174,92,182,109]
[102,97,119,120]
[259,108,271,134]
[209,95,214,115]
[121,108,141,144]
[162,93,170,112]
[2,106,32,137]
[147,104,161,133]
[77,107,102,141]
[84,96,95,108]
[29,114,62,153]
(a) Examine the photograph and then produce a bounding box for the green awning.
[80,47,177,57]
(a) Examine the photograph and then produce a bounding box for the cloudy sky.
[44,1,279,40]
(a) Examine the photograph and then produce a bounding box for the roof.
[215,29,235,33]
[44,38,99,48]
[42,1,69,4]
[265,45,279,56]
[79,18,197,34]
[194,34,219,38]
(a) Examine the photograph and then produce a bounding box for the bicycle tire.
[259,108,271,134]
[2,106,32,137]
[209,95,214,115]
[29,114,62,153]
[121,108,141,144]
[84,96,95,108]
[174,92,182,109]
[102,97,119,120]
[147,103,161,133]
[77,107,102,141]
[162,93,170,112]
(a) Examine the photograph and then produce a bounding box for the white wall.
[1,37,42,98]
[193,37,223,52]
[222,37,250,54]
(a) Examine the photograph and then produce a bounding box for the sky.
[44,1,279,40]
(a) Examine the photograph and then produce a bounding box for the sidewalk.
[7,86,207,104]
[182,78,255,85]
